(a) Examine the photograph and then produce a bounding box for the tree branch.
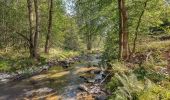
[15,32,30,42]
[132,0,149,54]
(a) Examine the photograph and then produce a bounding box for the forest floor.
[0,54,107,100]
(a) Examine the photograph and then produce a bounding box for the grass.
[0,48,80,72]
[137,40,170,52]
[133,40,170,70]
[40,48,80,61]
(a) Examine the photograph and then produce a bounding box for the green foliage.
[139,85,170,100]
[108,67,170,100]
[102,32,119,61]
[107,60,170,100]
[134,67,148,80]
[147,71,167,83]
[63,19,81,51]
[107,76,122,92]
[41,48,80,61]
[110,62,130,73]
[107,73,144,100]
[134,66,167,82]
[63,33,80,50]
[0,60,11,72]
[0,58,43,72]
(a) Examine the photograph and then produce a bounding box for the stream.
[0,54,109,100]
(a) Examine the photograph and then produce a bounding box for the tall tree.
[75,0,101,51]
[27,0,35,58]
[45,0,53,53]
[27,0,40,59]
[33,0,40,58]
[118,0,129,60]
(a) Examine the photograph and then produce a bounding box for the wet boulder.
[78,84,107,98]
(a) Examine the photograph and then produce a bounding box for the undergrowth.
[107,40,170,100]
[107,62,170,100]
[0,48,80,72]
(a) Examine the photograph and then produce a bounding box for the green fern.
[108,73,144,100]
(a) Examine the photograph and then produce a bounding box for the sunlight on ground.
[30,74,48,81]
[40,48,79,60]
[74,67,100,74]
[76,92,94,100]
[48,71,70,79]
[30,66,70,81]
[24,93,62,100]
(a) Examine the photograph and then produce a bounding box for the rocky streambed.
[0,54,111,100]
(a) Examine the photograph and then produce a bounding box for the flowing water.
[0,54,102,100]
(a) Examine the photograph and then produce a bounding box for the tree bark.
[45,0,53,53]
[27,0,35,58]
[118,0,129,60]
[87,35,92,51]
[33,0,40,58]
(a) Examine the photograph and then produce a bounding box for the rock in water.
[87,79,96,83]
[78,84,89,92]
[0,73,15,83]
[95,74,103,81]
[24,87,54,97]
[89,85,102,94]
[95,95,107,100]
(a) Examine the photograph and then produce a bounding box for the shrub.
[139,85,170,100]
[0,60,11,72]
[134,66,167,83]
[107,73,144,100]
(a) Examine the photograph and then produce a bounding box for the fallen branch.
[100,73,111,84]
[15,32,30,42]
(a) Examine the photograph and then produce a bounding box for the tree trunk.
[87,30,92,51]
[118,0,129,60]
[132,0,149,54]
[87,38,92,51]
[27,0,35,58]
[45,0,53,53]
[33,0,40,58]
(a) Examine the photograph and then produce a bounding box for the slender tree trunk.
[33,0,40,58]
[87,36,92,50]
[87,27,92,51]
[45,0,53,53]
[87,21,93,51]
[132,0,149,54]
[118,0,129,60]
[27,0,35,58]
